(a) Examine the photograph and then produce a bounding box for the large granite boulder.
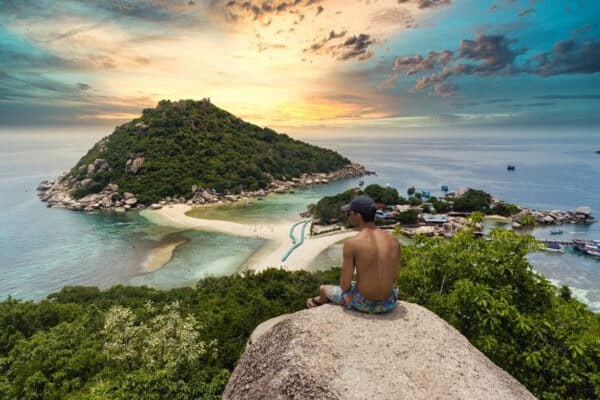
[224,303,535,400]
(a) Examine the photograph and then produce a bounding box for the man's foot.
[307,296,324,308]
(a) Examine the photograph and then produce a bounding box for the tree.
[452,189,492,212]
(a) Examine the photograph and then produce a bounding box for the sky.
[1,0,599,132]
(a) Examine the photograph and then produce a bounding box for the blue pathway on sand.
[282,220,310,262]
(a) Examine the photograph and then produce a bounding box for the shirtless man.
[307,195,401,314]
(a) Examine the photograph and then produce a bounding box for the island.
[36,98,374,212]
[307,184,596,238]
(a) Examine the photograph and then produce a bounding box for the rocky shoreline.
[511,206,596,228]
[36,162,375,213]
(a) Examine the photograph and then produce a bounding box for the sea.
[1,126,599,311]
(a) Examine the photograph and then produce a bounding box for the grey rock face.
[224,304,535,400]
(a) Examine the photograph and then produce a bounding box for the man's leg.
[307,284,344,307]
[318,285,333,303]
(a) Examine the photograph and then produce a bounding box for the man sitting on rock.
[307,195,401,313]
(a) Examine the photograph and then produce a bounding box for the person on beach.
[307,195,401,314]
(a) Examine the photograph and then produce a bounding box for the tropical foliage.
[1,231,598,399]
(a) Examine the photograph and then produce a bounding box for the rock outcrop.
[224,303,535,400]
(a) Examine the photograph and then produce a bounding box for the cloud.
[393,50,454,75]
[526,38,600,76]
[370,7,414,28]
[396,0,452,9]
[432,82,459,98]
[517,8,535,17]
[535,94,600,100]
[393,34,525,93]
[377,73,400,89]
[304,31,375,61]
[208,0,321,23]
[336,33,375,61]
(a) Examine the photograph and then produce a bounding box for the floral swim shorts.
[325,281,398,314]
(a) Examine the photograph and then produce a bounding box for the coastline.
[140,204,356,272]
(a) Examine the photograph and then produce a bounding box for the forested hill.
[66,99,351,203]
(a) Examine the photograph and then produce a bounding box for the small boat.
[507,165,516,171]
[441,185,449,192]
[543,241,564,254]
[596,150,600,154]
[421,190,431,198]
[407,186,415,195]
[358,180,364,186]
[550,229,563,235]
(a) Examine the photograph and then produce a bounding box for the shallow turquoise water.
[1,127,598,311]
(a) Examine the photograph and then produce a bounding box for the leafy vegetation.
[491,202,520,217]
[452,189,492,213]
[362,184,401,205]
[0,269,339,400]
[520,215,539,226]
[398,229,600,400]
[69,100,351,203]
[1,231,597,399]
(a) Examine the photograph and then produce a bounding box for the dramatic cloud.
[304,31,375,61]
[393,34,525,92]
[393,50,454,75]
[208,0,323,23]
[396,0,451,9]
[526,38,600,77]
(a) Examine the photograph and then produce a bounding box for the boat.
[507,165,516,171]
[441,185,449,192]
[421,190,431,198]
[573,240,600,257]
[596,150,600,154]
[550,229,563,235]
[358,179,364,186]
[407,186,415,195]
[543,241,564,254]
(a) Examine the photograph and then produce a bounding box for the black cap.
[341,195,376,215]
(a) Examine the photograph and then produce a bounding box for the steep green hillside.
[68,99,351,203]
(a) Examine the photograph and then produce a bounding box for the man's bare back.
[342,227,401,301]
[307,194,402,313]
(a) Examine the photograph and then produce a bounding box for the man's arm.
[340,241,354,292]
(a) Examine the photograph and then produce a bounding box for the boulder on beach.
[575,206,591,216]
[224,304,535,400]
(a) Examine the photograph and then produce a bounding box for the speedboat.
[550,229,563,235]
[507,165,516,171]
[358,180,364,186]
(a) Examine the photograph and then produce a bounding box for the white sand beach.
[141,204,356,272]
